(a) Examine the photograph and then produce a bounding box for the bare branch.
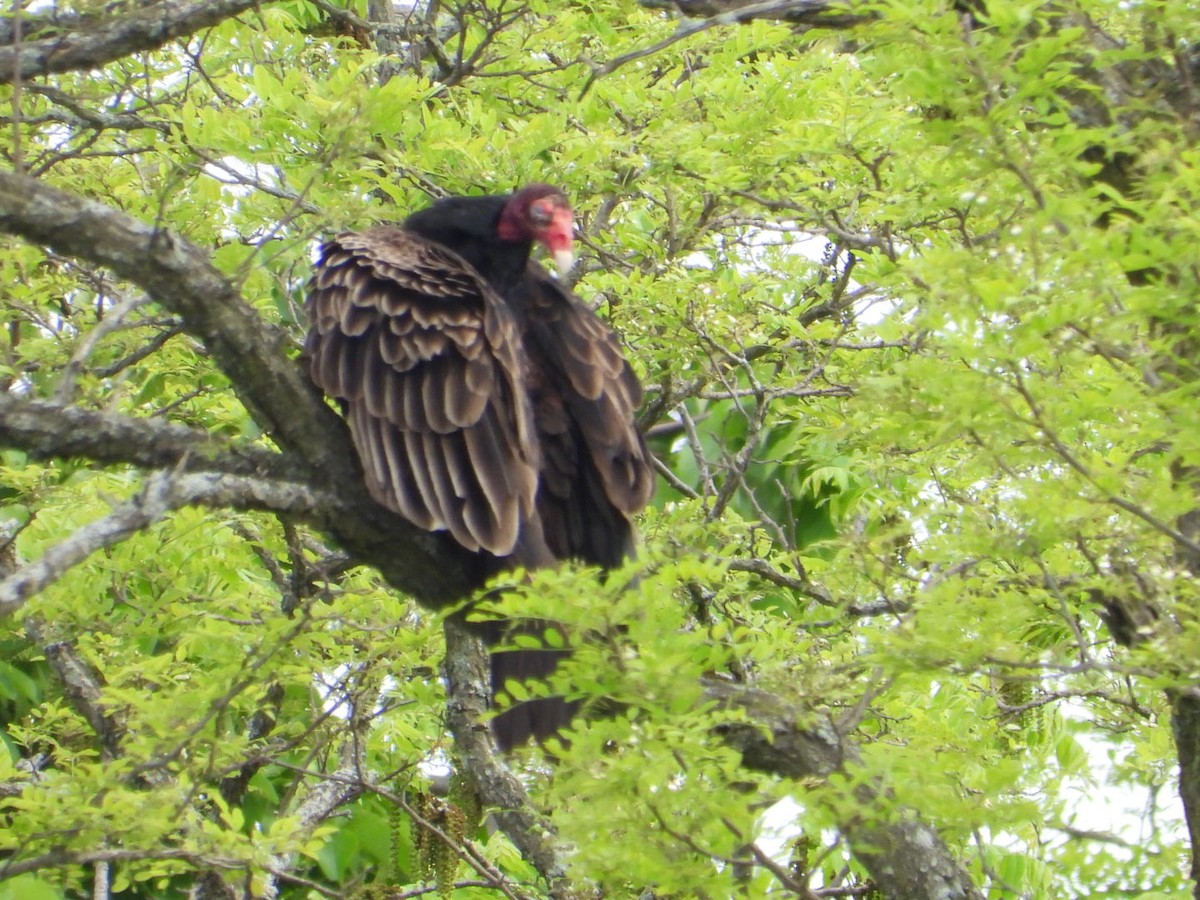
[0,395,294,483]
[255,680,377,899]
[0,847,239,882]
[725,556,833,604]
[21,83,172,135]
[25,618,127,762]
[441,617,578,899]
[53,289,148,404]
[639,0,867,25]
[0,0,264,84]
[585,0,870,94]
[0,470,330,618]
[0,170,483,606]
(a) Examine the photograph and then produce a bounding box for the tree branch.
[584,0,869,93]
[0,847,239,882]
[441,617,577,899]
[0,395,294,481]
[0,170,482,606]
[707,677,985,900]
[0,171,329,460]
[0,470,330,618]
[638,0,867,25]
[25,618,127,762]
[253,680,376,900]
[0,0,264,84]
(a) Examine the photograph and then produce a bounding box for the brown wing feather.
[521,265,655,565]
[305,227,539,556]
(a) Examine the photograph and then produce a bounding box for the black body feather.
[304,188,654,748]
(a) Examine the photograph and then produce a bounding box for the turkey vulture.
[304,185,655,748]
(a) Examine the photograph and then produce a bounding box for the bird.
[303,184,655,749]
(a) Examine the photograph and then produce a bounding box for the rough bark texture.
[443,641,986,899]
[0,395,292,481]
[441,617,579,899]
[0,472,333,617]
[0,172,330,459]
[8,1,1189,894]
[1167,492,1200,897]
[0,35,998,900]
[708,679,986,900]
[626,0,1199,888]
[1175,691,1200,896]
[0,171,482,607]
[0,0,264,83]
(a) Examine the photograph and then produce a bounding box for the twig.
[0,0,262,84]
[54,288,148,404]
[0,470,329,618]
[582,0,869,96]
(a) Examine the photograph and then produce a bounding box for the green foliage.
[1,0,1199,896]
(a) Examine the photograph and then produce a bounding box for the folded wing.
[520,264,656,567]
[304,227,540,557]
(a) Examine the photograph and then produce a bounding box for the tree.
[0,0,1197,897]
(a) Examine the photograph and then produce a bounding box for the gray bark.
[0,0,264,83]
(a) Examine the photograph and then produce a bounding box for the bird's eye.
[529,200,553,226]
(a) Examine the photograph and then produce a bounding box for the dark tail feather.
[481,620,577,751]
[490,646,578,751]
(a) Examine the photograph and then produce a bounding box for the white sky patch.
[313,664,397,721]
[701,219,1190,886]
[691,222,904,328]
[203,156,282,191]
[1060,710,1186,848]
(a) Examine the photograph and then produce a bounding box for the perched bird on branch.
[304,185,655,748]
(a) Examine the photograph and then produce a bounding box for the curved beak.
[542,205,576,278]
[552,247,576,277]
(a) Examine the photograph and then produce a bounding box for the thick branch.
[445,624,981,898]
[0,0,262,84]
[0,171,482,606]
[442,618,577,899]
[0,172,330,461]
[707,678,985,900]
[0,395,294,481]
[0,470,331,618]
[25,619,126,761]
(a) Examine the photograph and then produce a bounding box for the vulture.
[304,185,655,749]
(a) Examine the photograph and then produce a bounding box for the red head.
[496,184,575,276]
